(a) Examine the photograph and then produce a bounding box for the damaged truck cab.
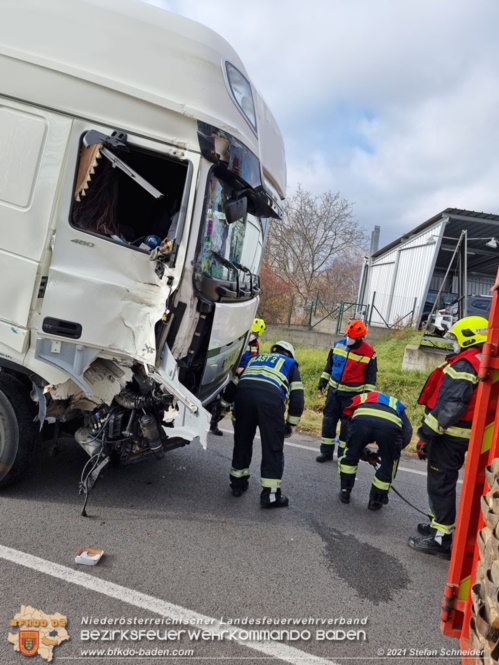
[0,0,285,490]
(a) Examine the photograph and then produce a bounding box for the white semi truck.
[0,0,286,494]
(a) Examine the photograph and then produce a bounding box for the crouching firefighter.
[229,341,304,508]
[317,320,377,463]
[338,392,413,509]
[408,316,487,560]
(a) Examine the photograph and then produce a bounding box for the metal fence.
[278,292,416,332]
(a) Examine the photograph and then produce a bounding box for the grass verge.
[262,328,429,454]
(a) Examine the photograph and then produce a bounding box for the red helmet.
[345,320,367,339]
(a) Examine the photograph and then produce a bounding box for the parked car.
[445,295,493,319]
[426,295,493,336]
[420,290,457,328]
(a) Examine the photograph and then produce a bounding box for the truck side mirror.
[224,195,247,224]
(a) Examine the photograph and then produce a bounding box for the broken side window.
[71,133,188,250]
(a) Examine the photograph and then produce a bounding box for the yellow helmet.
[251,318,266,337]
[446,316,489,348]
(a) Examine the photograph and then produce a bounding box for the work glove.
[416,439,428,461]
[284,423,293,439]
[360,447,380,466]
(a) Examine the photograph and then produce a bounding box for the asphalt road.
[0,422,464,665]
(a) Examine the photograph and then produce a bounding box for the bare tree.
[319,248,367,303]
[265,186,367,301]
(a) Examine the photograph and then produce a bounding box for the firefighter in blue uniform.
[338,391,413,509]
[210,318,266,436]
[317,320,377,463]
[408,316,487,560]
[229,341,304,508]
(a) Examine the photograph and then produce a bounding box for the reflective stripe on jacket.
[323,338,377,392]
[418,347,481,420]
[343,391,413,446]
[343,391,406,419]
[239,353,305,425]
[343,391,404,427]
[240,352,296,398]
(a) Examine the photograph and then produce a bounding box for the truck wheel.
[0,373,41,488]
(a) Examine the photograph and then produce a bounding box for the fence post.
[287,294,294,327]
[369,292,376,325]
[336,302,344,334]
[411,297,417,327]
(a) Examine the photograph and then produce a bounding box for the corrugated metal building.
[357,209,499,327]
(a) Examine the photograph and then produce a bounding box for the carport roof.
[372,208,499,277]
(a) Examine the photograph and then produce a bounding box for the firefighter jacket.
[238,352,305,426]
[343,391,413,448]
[318,338,377,394]
[238,338,260,371]
[417,346,482,442]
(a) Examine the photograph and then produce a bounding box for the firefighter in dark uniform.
[408,316,488,560]
[229,340,304,508]
[210,318,266,436]
[317,320,377,463]
[338,392,413,509]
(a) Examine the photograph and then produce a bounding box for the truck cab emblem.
[71,239,95,247]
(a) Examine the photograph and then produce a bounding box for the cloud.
[146,0,499,247]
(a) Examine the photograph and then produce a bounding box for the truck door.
[38,123,186,371]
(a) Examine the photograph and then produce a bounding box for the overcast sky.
[147,0,499,249]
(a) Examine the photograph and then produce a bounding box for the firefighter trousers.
[230,384,285,494]
[426,434,468,534]
[339,415,402,501]
[320,389,354,457]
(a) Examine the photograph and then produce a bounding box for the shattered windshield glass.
[195,172,267,288]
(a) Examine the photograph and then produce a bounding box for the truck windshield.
[195,171,268,299]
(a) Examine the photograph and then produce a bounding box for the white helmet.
[271,340,296,359]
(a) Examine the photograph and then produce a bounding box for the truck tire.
[0,373,41,488]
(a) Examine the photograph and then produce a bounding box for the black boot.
[417,523,436,536]
[316,444,334,462]
[368,490,389,511]
[230,479,249,497]
[368,495,389,511]
[339,489,351,504]
[339,472,355,504]
[260,489,289,508]
[407,535,452,560]
[210,425,223,436]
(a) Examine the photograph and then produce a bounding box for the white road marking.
[217,429,463,484]
[0,544,338,665]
